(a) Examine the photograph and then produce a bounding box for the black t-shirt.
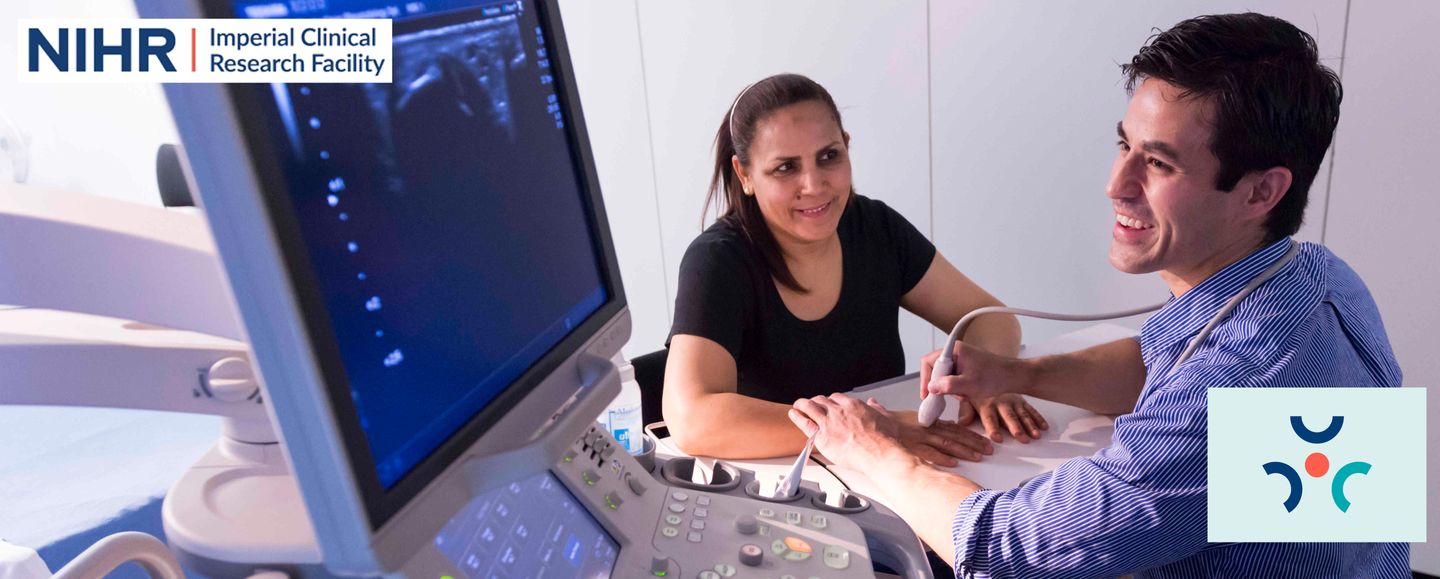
[669,194,937,404]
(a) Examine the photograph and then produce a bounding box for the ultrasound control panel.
[422,424,934,579]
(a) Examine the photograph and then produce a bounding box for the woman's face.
[735,100,852,249]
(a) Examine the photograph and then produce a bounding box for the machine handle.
[51,532,183,579]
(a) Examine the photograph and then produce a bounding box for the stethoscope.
[918,239,1301,427]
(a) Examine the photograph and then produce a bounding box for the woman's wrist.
[1016,356,1045,397]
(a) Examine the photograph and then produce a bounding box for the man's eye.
[820,149,839,161]
[1147,158,1171,171]
[1117,140,1130,152]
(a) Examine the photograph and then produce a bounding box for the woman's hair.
[706,73,846,294]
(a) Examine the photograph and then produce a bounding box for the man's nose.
[1107,155,1142,200]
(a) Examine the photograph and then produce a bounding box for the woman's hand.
[889,408,993,467]
[920,343,1049,443]
[969,393,1048,443]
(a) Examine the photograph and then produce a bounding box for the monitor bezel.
[195,0,627,529]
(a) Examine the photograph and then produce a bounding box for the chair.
[629,348,668,428]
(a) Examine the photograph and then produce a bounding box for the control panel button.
[661,526,679,538]
[697,572,720,579]
[783,536,812,553]
[696,495,711,506]
[668,503,686,513]
[580,469,599,486]
[694,507,709,519]
[810,514,828,529]
[713,563,736,577]
[690,520,706,530]
[733,514,758,535]
[562,450,576,463]
[823,545,851,570]
[784,511,802,525]
[687,531,703,543]
[779,536,812,562]
[671,490,690,502]
[665,514,682,526]
[738,544,763,567]
[603,492,623,510]
[780,575,797,579]
[758,507,775,519]
[627,473,648,496]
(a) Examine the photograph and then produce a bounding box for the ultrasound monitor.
[144,0,631,574]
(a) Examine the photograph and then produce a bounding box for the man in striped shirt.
[788,13,1409,578]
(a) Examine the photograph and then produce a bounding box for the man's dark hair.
[1123,13,1343,242]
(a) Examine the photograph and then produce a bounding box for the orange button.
[782,536,812,553]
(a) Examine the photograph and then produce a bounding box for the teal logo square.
[1208,387,1426,542]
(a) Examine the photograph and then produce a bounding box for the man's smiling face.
[1107,78,1268,292]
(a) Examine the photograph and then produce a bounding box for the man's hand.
[920,343,1049,442]
[788,394,911,470]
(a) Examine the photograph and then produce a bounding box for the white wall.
[1324,1,1440,572]
[1,0,177,206]
[928,1,1344,345]
[557,0,670,357]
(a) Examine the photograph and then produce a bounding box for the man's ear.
[843,131,851,148]
[1244,166,1293,220]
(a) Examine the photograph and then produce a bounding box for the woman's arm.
[662,334,811,458]
[663,334,996,462]
[901,252,1021,356]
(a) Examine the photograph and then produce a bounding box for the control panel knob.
[733,514,758,535]
[738,544,763,567]
[650,556,670,576]
[204,357,258,402]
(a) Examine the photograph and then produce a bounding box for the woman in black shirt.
[664,74,1044,462]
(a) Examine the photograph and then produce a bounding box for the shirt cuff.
[951,488,1003,577]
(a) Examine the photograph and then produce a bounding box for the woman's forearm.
[667,392,811,459]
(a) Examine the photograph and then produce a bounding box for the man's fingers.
[929,375,966,396]
[866,397,888,412]
[828,392,861,408]
[979,404,1004,442]
[997,403,1031,443]
[794,397,829,420]
[787,408,819,436]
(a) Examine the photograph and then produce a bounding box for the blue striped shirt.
[950,238,1409,578]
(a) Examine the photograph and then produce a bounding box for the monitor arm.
[0,184,270,442]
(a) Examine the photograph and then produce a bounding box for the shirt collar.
[1140,237,1294,362]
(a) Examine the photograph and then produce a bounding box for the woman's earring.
[743,187,753,196]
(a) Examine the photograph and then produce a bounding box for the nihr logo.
[18,19,392,84]
[28,27,177,72]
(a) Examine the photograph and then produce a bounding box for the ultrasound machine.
[137,0,933,577]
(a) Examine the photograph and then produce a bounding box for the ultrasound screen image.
[235,0,608,489]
